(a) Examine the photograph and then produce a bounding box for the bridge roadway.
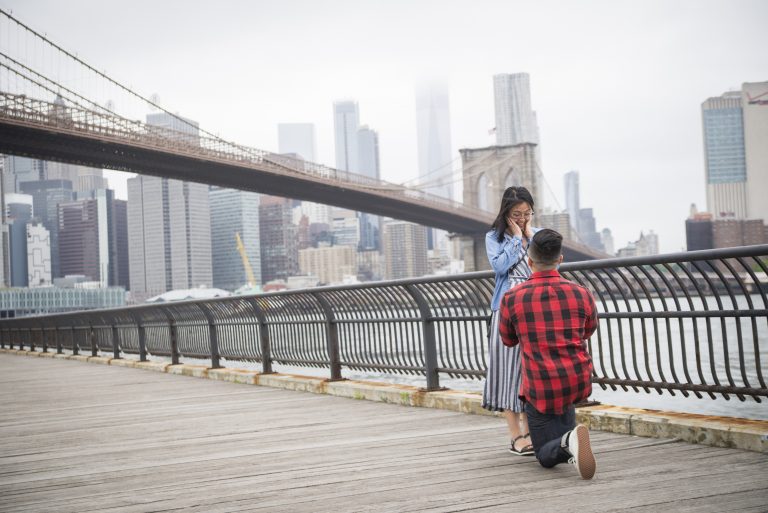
[0,93,604,261]
[2,355,766,513]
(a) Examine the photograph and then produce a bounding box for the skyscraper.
[702,82,768,222]
[493,73,539,146]
[742,82,768,223]
[333,101,360,172]
[357,126,381,251]
[20,180,74,280]
[383,221,428,280]
[5,194,32,287]
[259,195,298,284]
[416,83,454,252]
[601,228,615,256]
[209,187,261,291]
[58,199,101,283]
[59,189,129,288]
[278,123,317,162]
[415,82,453,201]
[127,175,212,301]
[702,91,747,218]
[578,208,604,251]
[2,156,44,193]
[26,221,51,287]
[46,161,106,193]
[564,170,580,234]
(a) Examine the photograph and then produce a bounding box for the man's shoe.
[566,424,596,480]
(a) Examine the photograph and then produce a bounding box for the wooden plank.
[1,354,766,513]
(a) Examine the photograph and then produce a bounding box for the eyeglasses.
[509,211,534,219]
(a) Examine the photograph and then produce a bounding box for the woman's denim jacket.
[485,228,539,311]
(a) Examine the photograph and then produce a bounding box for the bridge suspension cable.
[0,8,245,150]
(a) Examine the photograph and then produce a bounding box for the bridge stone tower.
[459,143,540,271]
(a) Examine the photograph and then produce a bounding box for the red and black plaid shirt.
[499,270,598,414]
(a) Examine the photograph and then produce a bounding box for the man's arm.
[498,293,520,347]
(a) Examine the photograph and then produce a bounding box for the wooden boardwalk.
[1,355,766,513]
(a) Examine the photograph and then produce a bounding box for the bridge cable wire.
[0,11,506,218]
[0,51,119,116]
[0,8,247,151]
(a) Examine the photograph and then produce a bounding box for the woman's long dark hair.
[490,186,535,242]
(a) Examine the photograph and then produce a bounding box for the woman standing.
[483,186,537,455]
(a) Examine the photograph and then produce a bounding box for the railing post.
[0,328,5,349]
[406,284,442,391]
[28,327,34,352]
[55,326,62,354]
[90,322,98,357]
[197,303,220,369]
[161,308,180,365]
[40,323,47,353]
[315,293,342,381]
[111,320,121,360]
[71,326,78,355]
[247,298,272,374]
[131,312,148,362]
[138,322,148,362]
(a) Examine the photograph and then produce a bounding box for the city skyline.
[1,0,767,253]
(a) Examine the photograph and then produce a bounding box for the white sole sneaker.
[568,424,596,480]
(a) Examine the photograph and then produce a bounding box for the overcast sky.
[3,0,767,253]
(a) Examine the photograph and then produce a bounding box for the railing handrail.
[1,240,766,405]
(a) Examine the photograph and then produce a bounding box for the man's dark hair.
[529,229,563,267]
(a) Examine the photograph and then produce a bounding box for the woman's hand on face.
[523,219,534,239]
[506,216,523,238]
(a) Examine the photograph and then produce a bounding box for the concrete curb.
[2,348,766,453]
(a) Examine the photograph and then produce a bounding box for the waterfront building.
[383,221,428,280]
[5,193,32,287]
[537,211,573,241]
[601,228,615,256]
[617,231,659,258]
[19,180,74,279]
[702,81,768,222]
[298,244,356,285]
[259,195,298,283]
[127,175,212,301]
[209,186,261,291]
[0,285,125,318]
[26,221,51,287]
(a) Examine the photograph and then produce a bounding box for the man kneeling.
[498,229,599,479]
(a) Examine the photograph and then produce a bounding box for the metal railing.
[1,245,766,402]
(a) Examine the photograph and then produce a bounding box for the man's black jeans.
[524,402,576,468]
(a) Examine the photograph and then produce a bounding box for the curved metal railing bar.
[1,245,766,402]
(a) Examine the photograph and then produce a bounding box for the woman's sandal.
[509,434,535,456]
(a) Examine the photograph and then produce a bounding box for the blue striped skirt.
[482,309,524,413]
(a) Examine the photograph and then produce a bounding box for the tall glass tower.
[702,91,747,219]
[493,73,539,146]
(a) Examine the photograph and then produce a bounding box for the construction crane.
[235,232,257,287]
